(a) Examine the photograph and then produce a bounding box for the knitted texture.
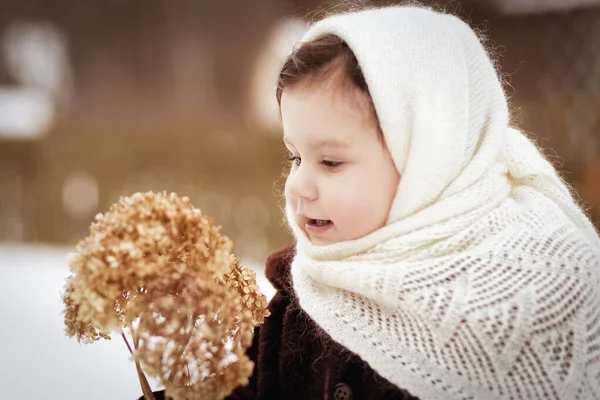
[286,6,600,400]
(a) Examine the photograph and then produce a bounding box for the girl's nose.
[285,165,317,202]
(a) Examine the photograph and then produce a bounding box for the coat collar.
[264,243,295,292]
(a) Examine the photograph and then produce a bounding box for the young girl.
[146,4,600,400]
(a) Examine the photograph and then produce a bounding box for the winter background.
[1,0,599,399]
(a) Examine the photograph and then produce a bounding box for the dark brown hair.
[275,34,381,131]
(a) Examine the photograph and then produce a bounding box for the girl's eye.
[322,160,343,168]
[288,155,301,166]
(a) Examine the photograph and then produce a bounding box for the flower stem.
[121,331,134,355]
[122,328,155,400]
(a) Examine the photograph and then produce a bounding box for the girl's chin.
[310,238,332,246]
[304,232,339,246]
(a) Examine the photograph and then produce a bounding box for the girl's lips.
[305,219,333,234]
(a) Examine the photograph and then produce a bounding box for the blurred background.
[1,0,600,260]
[0,0,599,398]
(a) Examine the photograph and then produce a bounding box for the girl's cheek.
[283,176,294,200]
[327,192,357,221]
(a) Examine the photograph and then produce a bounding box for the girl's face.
[281,82,400,245]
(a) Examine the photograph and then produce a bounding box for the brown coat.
[143,245,418,400]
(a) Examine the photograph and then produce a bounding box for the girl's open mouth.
[305,218,333,233]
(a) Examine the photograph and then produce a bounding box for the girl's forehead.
[281,78,373,118]
[281,87,378,147]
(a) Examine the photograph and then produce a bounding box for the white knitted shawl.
[286,6,600,400]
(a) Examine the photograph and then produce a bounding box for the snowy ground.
[0,244,274,399]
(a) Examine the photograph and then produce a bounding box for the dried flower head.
[62,191,270,400]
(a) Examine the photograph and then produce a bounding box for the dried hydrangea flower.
[63,275,111,344]
[62,191,270,400]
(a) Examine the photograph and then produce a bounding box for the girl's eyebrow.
[310,138,351,149]
[283,136,351,149]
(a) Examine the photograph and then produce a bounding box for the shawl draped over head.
[284,6,600,400]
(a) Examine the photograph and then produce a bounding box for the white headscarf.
[286,6,600,400]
